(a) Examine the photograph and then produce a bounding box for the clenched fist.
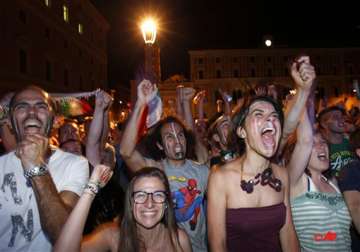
[16,133,48,171]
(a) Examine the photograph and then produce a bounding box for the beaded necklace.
[240,165,282,194]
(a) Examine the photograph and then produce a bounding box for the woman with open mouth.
[287,108,351,252]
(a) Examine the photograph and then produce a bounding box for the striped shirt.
[291,176,352,252]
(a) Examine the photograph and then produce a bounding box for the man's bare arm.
[120,80,158,172]
[31,174,79,244]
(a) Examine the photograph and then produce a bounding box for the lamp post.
[141,17,161,83]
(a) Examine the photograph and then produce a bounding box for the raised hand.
[290,56,316,91]
[219,89,232,103]
[254,85,267,96]
[16,134,48,170]
[137,79,157,105]
[193,90,206,105]
[89,164,113,188]
[95,90,113,111]
[267,85,278,100]
[177,85,196,102]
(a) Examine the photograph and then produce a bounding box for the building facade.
[0,0,109,94]
[159,47,360,117]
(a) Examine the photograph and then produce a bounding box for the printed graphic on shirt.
[1,172,22,204]
[330,151,352,177]
[1,172,34,247]
[9,209,34,247]
[170,177,204,231]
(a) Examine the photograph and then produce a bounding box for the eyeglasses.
[132,190,167,204]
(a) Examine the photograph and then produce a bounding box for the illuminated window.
[45,0,51,7]
[63,5,69,22]
[78,23,83,34]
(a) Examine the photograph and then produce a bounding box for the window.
[251,68,255,77]
[45,28,50,39]
[63,5,69,22]
[198,70,203,79]
[216,70,222,78]
[45,60,52,81]
[346,65,353,75]
[19,49,27,74]
[216,57,221,63]
[233,69,239,78]
[333,66,337,75]
[64,69,69,86]
[78,23,83,34]
[45,0,51,7]
[19,10,26,24]
[198,58,203,64]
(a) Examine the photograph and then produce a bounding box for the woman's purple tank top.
[226,203,286,252]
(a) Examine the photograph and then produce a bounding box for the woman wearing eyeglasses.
[54,166,192,252]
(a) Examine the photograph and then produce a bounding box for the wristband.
[84,181,99,195]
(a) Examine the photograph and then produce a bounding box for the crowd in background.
[0,55,360,251]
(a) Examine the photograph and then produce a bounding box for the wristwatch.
[24,165,48,179]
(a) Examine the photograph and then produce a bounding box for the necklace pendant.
[241,179,254,193]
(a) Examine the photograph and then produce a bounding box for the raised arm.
[279,167,300,252]
[86,90,112,167]
[176,85,185,119]
[179,86,208,164]
[17,134,87,244]
[53,164,113,252]
[278,56,315,154]
[288,109,313,187]
[219,89,232,116]
[119,79,158,172]
[207,169,227,252]
[193,90,206,121]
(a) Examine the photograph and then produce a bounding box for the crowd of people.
[0,55,359,251]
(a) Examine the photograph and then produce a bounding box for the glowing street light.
[141,18,157,44]
[265,39,272,47]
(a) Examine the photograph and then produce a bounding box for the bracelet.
[84,181,99,195]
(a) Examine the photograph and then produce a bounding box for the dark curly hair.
[232,96,284,156]
[141,116,196,161]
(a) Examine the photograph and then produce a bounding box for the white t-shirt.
[0,147,89,251]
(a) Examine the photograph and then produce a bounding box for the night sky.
[91,0,360,88]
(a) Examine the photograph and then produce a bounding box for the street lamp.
[141,18,157,44]
[140,17,161,83]
[265,39,272,47]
